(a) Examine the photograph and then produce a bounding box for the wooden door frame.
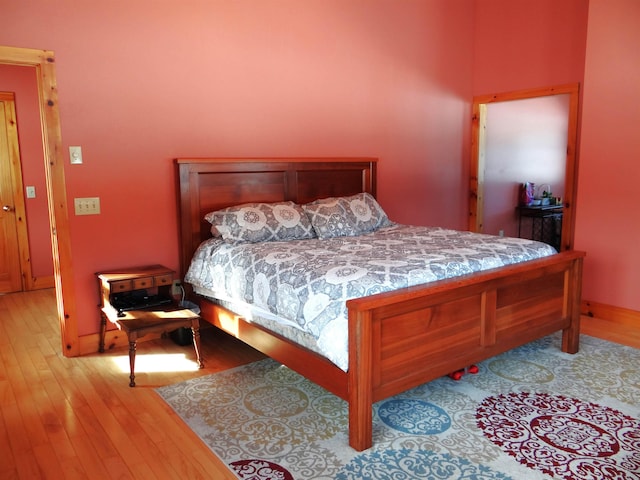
[0,46,78,356]
[469,83,580,251]
[0,92,30,291]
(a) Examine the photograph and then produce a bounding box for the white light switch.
[26,186,36,198]
[69,146,83,164]
[74,197,100,215]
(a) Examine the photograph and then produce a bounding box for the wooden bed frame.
[176,157,585,451]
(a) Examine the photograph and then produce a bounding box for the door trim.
[0,46,79,356]
[469,83,580,251]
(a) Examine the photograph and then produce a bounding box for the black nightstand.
[517,204,563,251]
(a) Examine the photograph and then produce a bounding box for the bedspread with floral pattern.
[185,224,556,370]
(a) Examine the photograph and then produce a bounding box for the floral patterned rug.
[156,334,640,479]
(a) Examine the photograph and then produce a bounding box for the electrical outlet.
[171,280,182,296]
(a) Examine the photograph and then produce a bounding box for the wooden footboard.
[194,250,584,452]
[346,250,584,451]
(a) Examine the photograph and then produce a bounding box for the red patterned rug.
[476,392,640,479]
[157,334,640,479]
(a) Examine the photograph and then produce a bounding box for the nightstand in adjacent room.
[516,204,563,251]
[97,264,204,387]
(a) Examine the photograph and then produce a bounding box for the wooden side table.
[97,265,204,387]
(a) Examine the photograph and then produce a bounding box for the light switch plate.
[26,186,36,198]
[69,146,83,164]
[74,197,100,215]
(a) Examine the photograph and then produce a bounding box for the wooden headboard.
[175,157,378,276]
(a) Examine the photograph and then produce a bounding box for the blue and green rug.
[156,334,640,479]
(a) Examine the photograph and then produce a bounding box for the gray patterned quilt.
[185,224,556,370]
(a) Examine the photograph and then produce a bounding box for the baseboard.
[580,300,640,349]
[79,322,214,356]
[27,275,55,291]
[78,301,637,355]
[78,329,162,356]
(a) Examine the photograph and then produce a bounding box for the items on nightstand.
[96,264,204,387]
[519,182,535,206]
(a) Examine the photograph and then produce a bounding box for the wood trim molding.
[469,83,580,251]
[78,330,162,356]
[81,305,640,356]
[0,46,78,356]
[581,300,640,349]
[31,275,55,290]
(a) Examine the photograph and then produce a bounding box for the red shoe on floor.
[448,369,465,381]
[447,365,479,380]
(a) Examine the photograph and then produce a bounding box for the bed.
[176,157,585,451]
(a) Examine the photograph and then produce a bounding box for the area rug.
[156,334,640,479]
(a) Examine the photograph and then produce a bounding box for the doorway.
[0,46,79,356]
[469,84,580,251]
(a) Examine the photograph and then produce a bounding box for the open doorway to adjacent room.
[0,46,78,356]
[469,84,580,251]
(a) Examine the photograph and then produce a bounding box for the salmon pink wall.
[1,1,474,337]
[575,0,640,311]
[472,0,589,95]
[5,1,634,340]
[0,65,52,279]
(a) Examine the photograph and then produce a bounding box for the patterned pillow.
[303,192,392,239]
[302,197,358,239]
[205,201,316,243]
[342,192,393,233]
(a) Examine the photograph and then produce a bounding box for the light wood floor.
[0,289,265,479]
[3,290,637,480]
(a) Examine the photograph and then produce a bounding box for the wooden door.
[0,94,25,293]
